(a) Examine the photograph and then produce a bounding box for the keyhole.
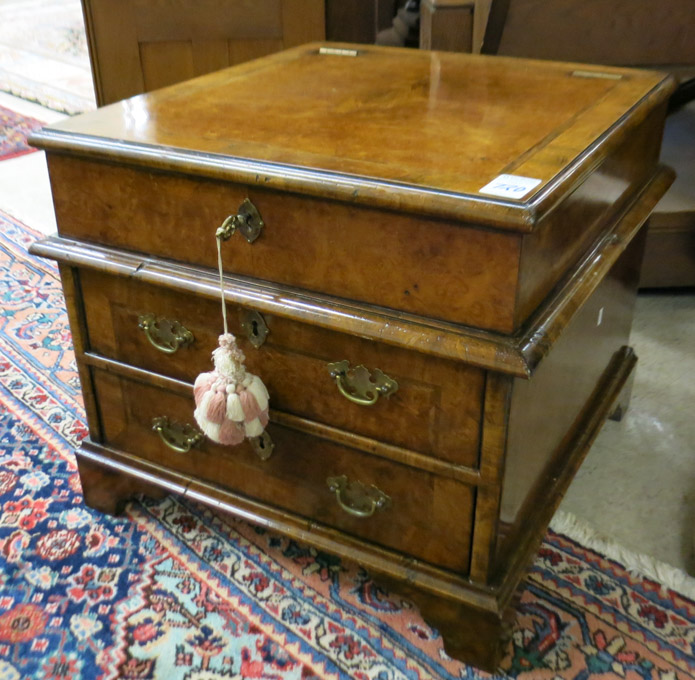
[252,432,274,460]
[251,320,259,338]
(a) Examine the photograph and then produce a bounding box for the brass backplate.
[327,360,398,405]
[138,313,194,354]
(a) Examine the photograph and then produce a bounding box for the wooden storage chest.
[30,43,675,670]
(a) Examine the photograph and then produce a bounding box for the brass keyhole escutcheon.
[240,310,269,348]
[251,431,274,460]
[216,199,265,243]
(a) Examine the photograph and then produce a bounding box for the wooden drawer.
[81,269,484,467]
[49,155,521,333]
[92,368,475,573]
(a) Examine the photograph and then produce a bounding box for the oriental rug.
[0,209,694,680]
[0,106,44,161]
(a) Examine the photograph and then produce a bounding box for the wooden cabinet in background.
[81,0,326,106]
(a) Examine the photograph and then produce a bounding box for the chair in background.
[420,0,695,287]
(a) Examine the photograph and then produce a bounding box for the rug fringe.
[550,510,695,601]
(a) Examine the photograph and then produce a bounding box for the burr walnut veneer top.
[32,43,673,229]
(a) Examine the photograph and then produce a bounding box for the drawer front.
[81,270,484,467]
[92,368,475,573]
[48,155,521,333]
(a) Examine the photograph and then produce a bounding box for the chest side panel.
[515,103,668,327]
[500,229,643,536]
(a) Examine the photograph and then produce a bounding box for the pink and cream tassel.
[192,224,270,446]
[193,334,269,445]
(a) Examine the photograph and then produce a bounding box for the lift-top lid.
[31,43,674,231]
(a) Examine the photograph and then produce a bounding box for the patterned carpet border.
[551,510,695,603]
[0,209,693,680]
[0,106,44,161]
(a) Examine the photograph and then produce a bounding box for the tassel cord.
[194,226,270,446]
[216,235,228,335]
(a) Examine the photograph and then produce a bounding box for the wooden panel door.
[82,0,325,105]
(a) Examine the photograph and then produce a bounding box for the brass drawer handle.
[326,475,391,518]
[216,198,264,243]
[327,360,398,406]
[138,314,194,354]
[152,416,203,453]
